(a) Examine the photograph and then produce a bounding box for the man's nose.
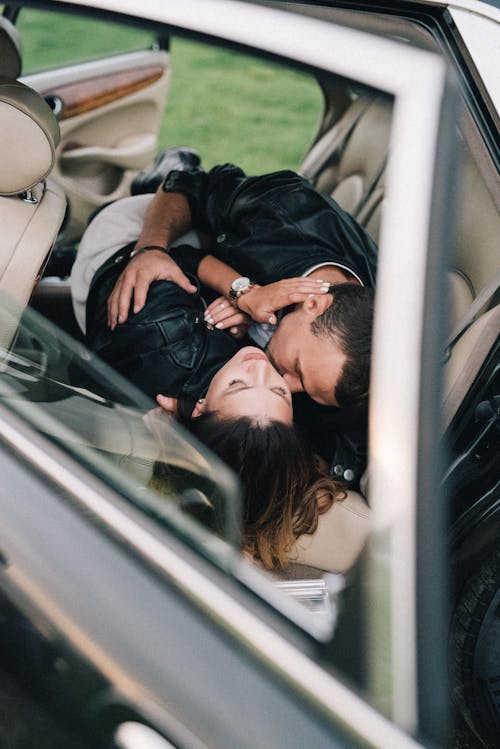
[283,372,304,393]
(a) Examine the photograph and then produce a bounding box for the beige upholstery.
[0,28,66,346]
[301,92,499,421]
[286,490,372,574]
[300,95,392,229]
[443,304,500,429]
[0,77,60,193]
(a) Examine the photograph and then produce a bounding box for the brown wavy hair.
[185,414,344,569]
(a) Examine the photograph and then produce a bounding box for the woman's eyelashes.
[228,379,245,387]
[272,386,288,397]
[226,380,289,401]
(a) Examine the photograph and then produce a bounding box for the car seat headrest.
[0,17,22,78]
[0,77,60,195]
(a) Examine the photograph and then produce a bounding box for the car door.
[7,4,170,242]
[0,1,464,748]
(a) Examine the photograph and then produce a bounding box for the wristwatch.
[229,276,254,301]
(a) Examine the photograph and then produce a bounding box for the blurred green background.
[16,7,323,174]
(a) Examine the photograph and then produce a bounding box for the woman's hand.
[107,250,197,329]
[203,296,251,339]
[237,278,330,324]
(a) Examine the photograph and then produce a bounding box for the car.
[0,1,498,748]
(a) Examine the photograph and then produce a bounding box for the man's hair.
[311,283,374,408]
[185,414,341,569]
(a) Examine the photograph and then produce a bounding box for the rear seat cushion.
[287,490,372,573]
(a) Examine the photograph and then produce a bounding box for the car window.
[2,2,480,742]
[15,7,157,73]
[159,37,323,173]
[0,293,241,564]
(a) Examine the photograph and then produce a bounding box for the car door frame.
[6,0,460,745]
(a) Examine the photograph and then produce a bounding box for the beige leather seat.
[286,489,372,574]
[301,94,498,423]
[0,17,66,346]
[300,94,392,243]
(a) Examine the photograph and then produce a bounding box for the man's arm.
[135,189,191,251]
[107,190,197,329]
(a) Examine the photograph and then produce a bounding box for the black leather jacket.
[164,163,377,286]
[85,246,240,407]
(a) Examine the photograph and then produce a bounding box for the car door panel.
[23,50,170,240]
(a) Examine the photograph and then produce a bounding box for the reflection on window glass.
[0,295,240,565]
[17,9,156,73]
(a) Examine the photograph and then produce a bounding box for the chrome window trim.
[0,404,426,749]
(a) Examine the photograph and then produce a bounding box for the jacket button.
[216,233,226,243]
[343,469,354,482]
[333,464,343,476]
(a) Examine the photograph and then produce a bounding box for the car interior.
[0,5,498,748]
[0,4,498,616]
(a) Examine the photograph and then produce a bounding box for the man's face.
[266,304,346,407]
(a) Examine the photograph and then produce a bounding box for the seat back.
[0,19,66,346]
[300,95,392,237]
[300,90,499,433]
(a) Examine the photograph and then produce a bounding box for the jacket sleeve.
[162,163,248,235]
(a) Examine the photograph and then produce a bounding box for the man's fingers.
[116,275,136,324]
[132,276,152,314]
[173,268,197,294]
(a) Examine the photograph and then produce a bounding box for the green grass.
[160,39,323,173]
[15,8,323,173]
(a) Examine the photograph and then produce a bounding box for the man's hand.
[203,296,251,339]
[107,250,197,329]
[237,278,330,324]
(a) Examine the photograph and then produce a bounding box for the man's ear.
[300,293,333,319]
[191,397,206,419]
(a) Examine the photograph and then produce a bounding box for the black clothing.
[163,163,377,287]
[163,164,377,488]
[86,246,240,405]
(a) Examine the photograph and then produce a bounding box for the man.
[94,161,377,485]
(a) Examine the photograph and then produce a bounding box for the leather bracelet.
[129,244,169,260]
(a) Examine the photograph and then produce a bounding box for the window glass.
[0,294,241,565]
[160,37,323,173]
[16,8,156,73]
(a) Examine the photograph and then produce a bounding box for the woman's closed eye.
[228,379,246,387]
[271,386,288,398]
[226,380,289,403]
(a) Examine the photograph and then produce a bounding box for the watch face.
[232,277,251,292]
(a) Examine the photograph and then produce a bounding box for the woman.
[72,198,368,572]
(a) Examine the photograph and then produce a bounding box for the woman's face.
[199,347,293,424]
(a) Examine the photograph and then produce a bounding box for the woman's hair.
[184,413,343,569]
